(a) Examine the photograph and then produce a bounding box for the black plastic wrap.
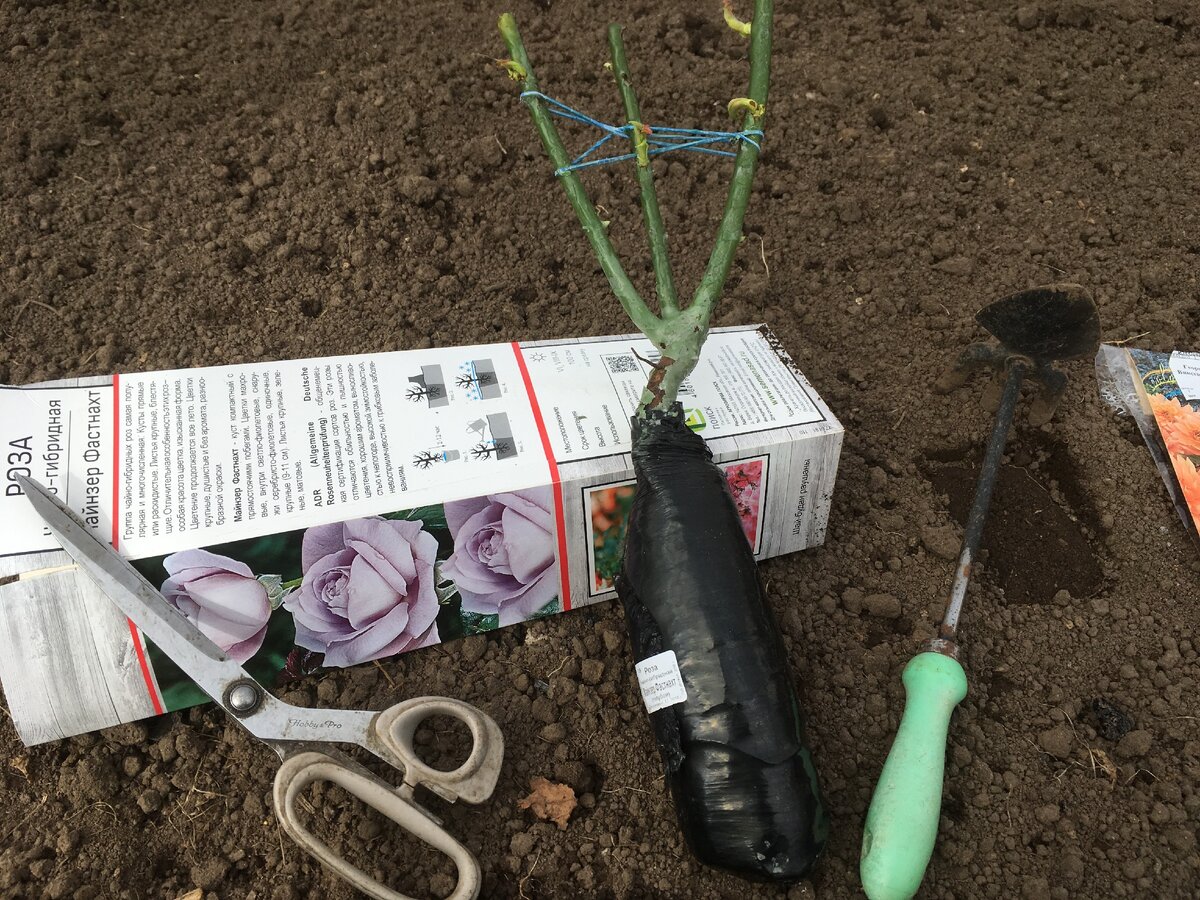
[615,405,828,882]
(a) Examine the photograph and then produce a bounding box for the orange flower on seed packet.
[1172,455,1200,524]
[1149,394,1200,457]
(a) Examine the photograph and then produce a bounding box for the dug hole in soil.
[2,1,1199,897]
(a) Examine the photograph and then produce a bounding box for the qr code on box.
[603,352,696,395]
[604,354,640,374]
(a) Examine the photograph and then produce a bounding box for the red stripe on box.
[511,342,572,612]
[113,374,165,715]
[127,618,165,716]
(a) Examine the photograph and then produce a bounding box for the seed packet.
[1096,345,1200,538]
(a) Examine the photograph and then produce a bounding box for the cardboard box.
[0,325,842,744]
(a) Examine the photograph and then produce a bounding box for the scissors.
[18,474,504,900]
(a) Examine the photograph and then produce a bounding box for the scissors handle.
[273,697,504,900]
[274,750,482,900]
[374,696,504,803]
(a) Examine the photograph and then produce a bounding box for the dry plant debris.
[517,776,577,830]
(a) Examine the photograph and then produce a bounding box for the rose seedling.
[498,0,828,882]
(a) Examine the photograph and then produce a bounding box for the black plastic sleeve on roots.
[615,405,828,882]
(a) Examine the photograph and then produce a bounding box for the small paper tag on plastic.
[635,650,687,713]
[1169,352,1200,401]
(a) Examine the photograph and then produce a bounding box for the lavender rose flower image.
[283,517,441,667]
[442,487,559,626]
[160,550,271,664]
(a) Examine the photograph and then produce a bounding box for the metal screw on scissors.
[18,474,505,900]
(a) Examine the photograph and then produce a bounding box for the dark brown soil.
[3,1,1199,898]
[926,450,1105,605]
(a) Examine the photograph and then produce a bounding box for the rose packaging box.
[0,325,842,744]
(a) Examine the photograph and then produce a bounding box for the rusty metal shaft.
[934,359,1028,653]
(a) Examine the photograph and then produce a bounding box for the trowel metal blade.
[975,283,1100,362]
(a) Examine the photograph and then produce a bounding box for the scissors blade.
[17,474,238,698]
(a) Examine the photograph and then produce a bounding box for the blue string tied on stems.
[519,91,763,176]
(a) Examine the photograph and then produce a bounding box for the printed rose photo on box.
[132,487,561,712]
[587,457,767,594]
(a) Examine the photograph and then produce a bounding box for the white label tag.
[1169,352,1200,401]
[635,650,687,713]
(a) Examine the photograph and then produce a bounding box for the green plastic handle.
[860,651,968,900]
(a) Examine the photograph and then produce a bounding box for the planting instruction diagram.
[519,329,829,463]
[1,330,828,560]
[1,346,548,559]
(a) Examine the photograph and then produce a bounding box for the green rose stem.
[607,24,678,318]
[496,14,659,344]
[497,0,772,412]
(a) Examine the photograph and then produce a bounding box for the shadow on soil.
[922,434,1105,605]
